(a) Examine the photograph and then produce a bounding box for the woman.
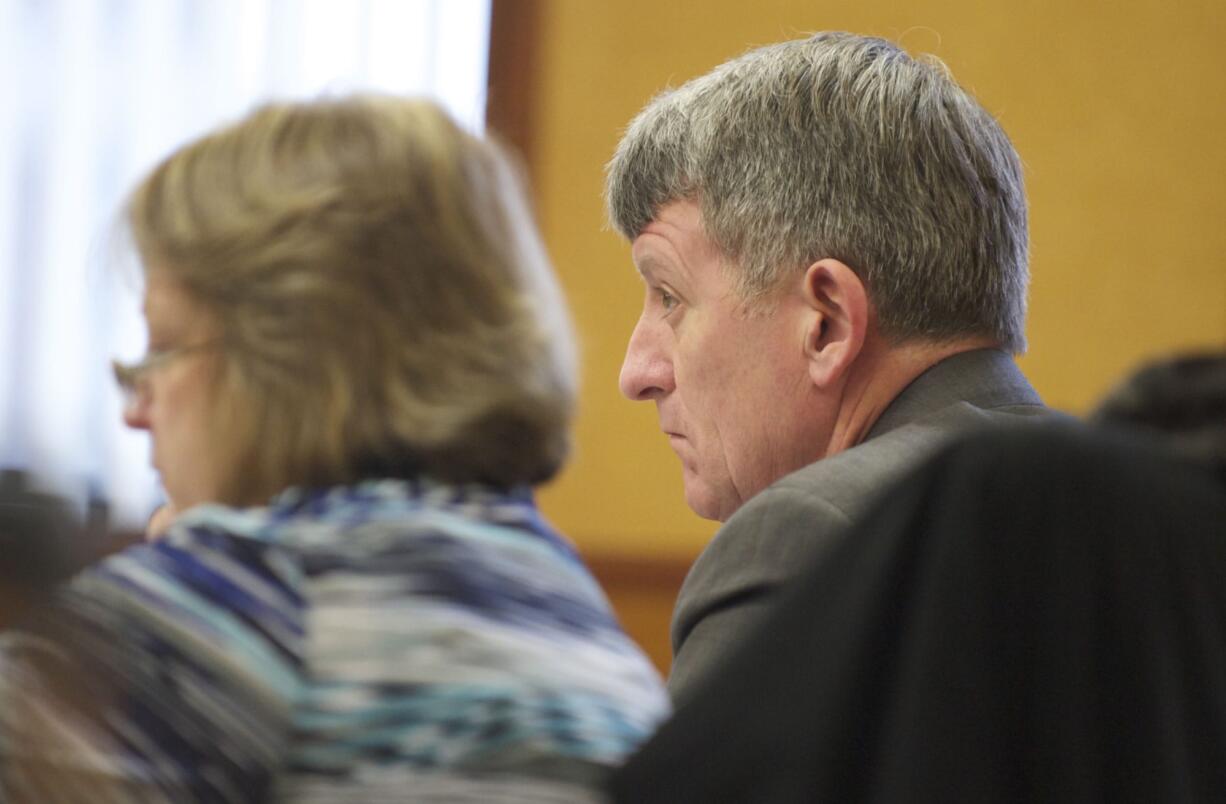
[0,96,667,801]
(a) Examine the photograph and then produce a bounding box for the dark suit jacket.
[614,424,1226,802]
[668,348,1049,701]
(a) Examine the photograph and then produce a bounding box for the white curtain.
[0,0,492,526]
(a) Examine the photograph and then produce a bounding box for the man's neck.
[823,336,1003,456]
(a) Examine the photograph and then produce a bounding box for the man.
[607,32,1049,700]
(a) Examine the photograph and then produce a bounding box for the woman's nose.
[122,392,151,430]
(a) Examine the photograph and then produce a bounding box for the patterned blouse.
[0,479,669,802]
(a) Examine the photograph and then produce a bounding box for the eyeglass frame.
[111,339,223,407]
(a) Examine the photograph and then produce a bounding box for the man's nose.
[619,317,674,401]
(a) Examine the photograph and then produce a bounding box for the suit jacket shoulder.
[668,349,1051,701]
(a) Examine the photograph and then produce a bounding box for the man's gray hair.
[606,32,1029,352]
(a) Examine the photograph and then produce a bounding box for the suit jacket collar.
[867,348,1043,440]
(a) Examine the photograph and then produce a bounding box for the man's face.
[619,200,832,521]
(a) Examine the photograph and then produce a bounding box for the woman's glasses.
[111,340,221,407]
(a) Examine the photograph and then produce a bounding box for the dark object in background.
[1093,351,1226,483]
[610,424,1226,803]
[0,470,103,625]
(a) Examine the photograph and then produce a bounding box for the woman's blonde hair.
[127,95,577,504]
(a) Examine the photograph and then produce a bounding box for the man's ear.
[801,259,869,388]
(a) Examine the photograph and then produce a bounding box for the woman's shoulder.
[259,479,672,783]
[251,478,587,580]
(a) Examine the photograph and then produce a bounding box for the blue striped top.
[0,479,669,802]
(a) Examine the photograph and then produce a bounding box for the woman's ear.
[801,259,869,388]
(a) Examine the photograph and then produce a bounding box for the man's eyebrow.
[633,256,665,282]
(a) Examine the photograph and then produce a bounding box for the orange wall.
[505,0,1226,562]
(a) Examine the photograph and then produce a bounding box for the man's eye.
[659,289,678,311]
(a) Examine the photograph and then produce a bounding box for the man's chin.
[683,481,731,523]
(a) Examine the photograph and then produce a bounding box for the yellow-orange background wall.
[489,0,1226,670]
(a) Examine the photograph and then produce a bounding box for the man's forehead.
[630,201,717,278]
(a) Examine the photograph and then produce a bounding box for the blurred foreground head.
[123,96,576,508]
[1093,350,1226,483]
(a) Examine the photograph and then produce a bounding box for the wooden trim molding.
[486,0,543,172]
[583,551,693,590]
